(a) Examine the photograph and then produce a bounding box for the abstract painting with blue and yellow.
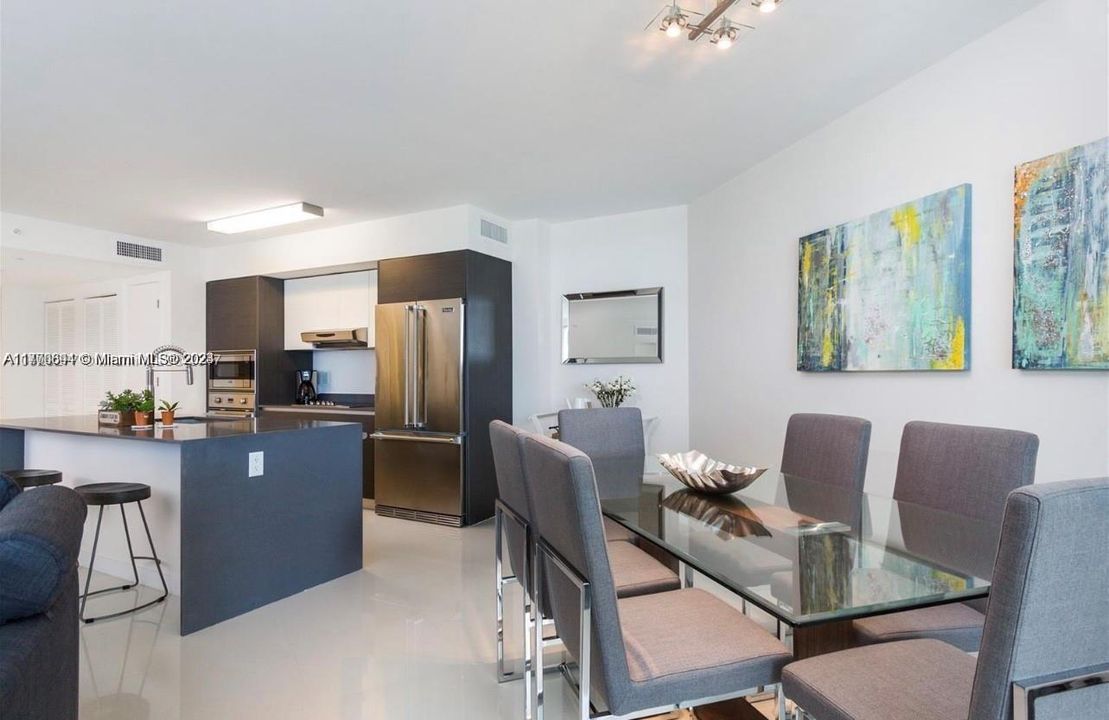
[1013,137,1108,370]
[797,184,972,372]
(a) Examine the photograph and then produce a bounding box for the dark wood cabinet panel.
[261,411,375,500]
[255,277,299,406]
[461,251,512,525]
[206,276,303,406]
[206,277,260,350]
[377,251,468,303]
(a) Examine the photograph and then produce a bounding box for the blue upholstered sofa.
[0,478,87,720]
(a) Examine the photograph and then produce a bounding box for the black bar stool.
[74,482,168,623]
[2,468,63,489]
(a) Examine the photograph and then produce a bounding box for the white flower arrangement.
[585,375,636,408]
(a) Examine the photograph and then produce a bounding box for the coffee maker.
[295,370,318,405]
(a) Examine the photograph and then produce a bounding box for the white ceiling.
[0,248,152,287]
[1,0,1043,246]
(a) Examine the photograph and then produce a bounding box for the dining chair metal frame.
[495,498,565,720]
[531,535,788,720]
[495,498,529,684]
[1011,664,1109,720]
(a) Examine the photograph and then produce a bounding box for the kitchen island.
[0,415,363,634]
[261,404,376,504]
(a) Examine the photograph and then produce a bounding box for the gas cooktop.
[295,401,374,409]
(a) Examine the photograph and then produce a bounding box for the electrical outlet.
[248,451,264,477]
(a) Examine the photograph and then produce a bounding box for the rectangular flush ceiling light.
[207,202,324,234]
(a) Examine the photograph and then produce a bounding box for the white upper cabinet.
[284,270,377,350]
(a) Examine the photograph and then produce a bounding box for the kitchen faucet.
[146,344,195,421]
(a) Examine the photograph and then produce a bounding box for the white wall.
[509,219,554,427]
[0,285,45,416]
[688,0,1109,492]
[0,214,208,417]
[313,351,376,395]
[513,206,690,453]
[0,271,214,417]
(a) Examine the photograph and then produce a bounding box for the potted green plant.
[134,389,156,427]
[159,399,179,426]
[101,389,139,426]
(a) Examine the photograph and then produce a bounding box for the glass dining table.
[598,458,1001,659]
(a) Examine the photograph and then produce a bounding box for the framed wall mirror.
[561,287,663,364]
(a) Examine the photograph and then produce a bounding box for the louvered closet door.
[43,299,79,415]
[58,301,80,415]
[83,295,120,412]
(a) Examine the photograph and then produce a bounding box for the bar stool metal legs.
[79,498,168,623]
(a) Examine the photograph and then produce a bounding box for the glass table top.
[598,459,1000,627]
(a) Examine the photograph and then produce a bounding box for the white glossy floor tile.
[78,511,587,720]
[78,510,778,720]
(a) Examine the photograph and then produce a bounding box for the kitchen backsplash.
[312,349,375,394]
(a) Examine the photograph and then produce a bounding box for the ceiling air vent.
[116,240,163,262]
[480,218,509,244]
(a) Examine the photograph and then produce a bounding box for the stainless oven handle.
[370,432,462,445]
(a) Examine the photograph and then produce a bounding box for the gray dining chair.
[521,433,792,720]
[490,422,679,707]
[782,476,1109,720]
[780,413,872,491]
[853,421,1039,651]
[737,414,872,608]
[558,408,644,500]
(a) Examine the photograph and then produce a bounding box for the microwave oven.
[208,350,256,389]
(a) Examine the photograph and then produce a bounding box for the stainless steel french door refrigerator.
[372,298,467,525]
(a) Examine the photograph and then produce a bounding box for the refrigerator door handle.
[414,304,427,428]
[403,304,415,428]
[371,431,463,445]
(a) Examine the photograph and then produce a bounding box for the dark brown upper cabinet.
[206,275,305,405]
[377,251,470,303]
[205,276,285,352]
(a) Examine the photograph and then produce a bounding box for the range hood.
[301,328,369,349]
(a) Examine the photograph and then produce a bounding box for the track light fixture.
[647,0,771,51]
[711,22,739,49]
[659,3,689,38]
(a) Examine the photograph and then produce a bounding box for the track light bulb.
[711,25,737,49]
[661,7,686,38]
[757,0,780,13]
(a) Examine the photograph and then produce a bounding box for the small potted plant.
[158,399,179,426]
[134,389,156,427]
[585,375,636,408]
[101,389,139,426]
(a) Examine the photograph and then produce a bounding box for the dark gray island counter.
[0,415,364,634]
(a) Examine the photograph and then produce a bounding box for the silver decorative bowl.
[657,451,766,495]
